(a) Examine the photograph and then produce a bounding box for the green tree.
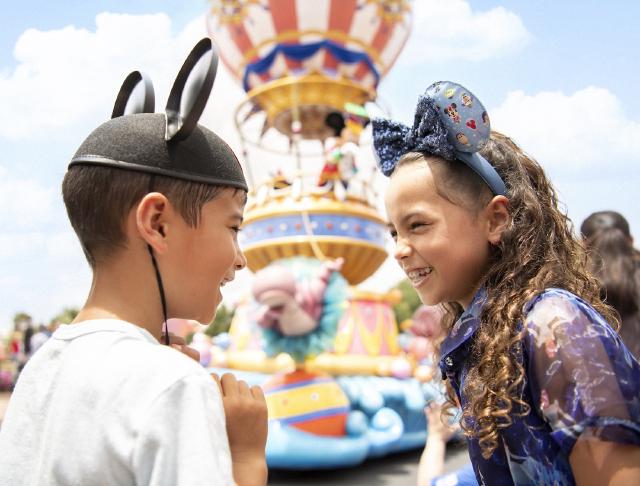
[391,279,422,327]
[13,312,33,330]
[204,304,236,337]
[51,307,79,325]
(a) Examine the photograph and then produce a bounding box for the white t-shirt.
[0,319,233,486]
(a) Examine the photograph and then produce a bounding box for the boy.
[0,39,268,485]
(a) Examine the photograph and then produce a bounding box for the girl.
[581,211,640,359]
[374,81,640,485]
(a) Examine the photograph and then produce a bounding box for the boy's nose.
[235,248,247,271]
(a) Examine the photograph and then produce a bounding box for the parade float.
[203,0,442,469]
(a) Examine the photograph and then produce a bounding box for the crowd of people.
[0,319,61,392]
[0,40,638,486]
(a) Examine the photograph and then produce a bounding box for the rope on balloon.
[233,102,256,188]
[300,210,329,262]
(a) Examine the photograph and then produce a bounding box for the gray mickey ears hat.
[69,38,248,192]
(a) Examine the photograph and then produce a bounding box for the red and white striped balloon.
[206,0,412,93]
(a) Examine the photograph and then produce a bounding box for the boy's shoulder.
[24,319,221,429]
[50,319,212,395]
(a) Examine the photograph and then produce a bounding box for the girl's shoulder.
[521,288,615,346]
[519,289,640,371]
[523,288,601,323]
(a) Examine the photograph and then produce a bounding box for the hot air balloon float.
[204,0,442,469]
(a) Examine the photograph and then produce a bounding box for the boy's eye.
[231,226,241,234]
[410,222,425,230]
[388,229,397,240]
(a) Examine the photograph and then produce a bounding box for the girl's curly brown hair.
[398,131,619,459]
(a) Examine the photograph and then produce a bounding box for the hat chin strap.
[147,173,170,345]
[148,244,170,346]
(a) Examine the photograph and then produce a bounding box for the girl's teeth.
[408,268,431,280]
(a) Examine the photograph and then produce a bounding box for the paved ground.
[0,391,10,426]
[268,443,470,486]
[0,391,470,485]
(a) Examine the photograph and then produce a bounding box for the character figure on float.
[251,257,350,436]
[318,104,369,197]
[251,257,347,367]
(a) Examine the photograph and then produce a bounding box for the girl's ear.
[485,195,510,245]
[135,192,172,253]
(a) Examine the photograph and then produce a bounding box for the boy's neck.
[73,251,165,340]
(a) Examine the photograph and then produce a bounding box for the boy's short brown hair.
[62,165,228,268]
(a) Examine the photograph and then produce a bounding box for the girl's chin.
[417,289,443,307]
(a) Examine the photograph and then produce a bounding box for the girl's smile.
[406,266,433,288]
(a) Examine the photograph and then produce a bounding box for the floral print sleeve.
[524,288,640,456]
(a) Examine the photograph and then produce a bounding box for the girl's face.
[385,161,493,309]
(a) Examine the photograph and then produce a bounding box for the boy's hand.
[213,373,268,486]
[162,333,201,363]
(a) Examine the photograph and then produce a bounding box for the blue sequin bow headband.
[372,80,507,196]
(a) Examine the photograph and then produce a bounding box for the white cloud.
[0,232,45,259]
[0,12,238,330]
[0,165,55,229]
[0,10,257,332]
[0,12,246,140]
[0,227,91,331]
[399,0,531,65]
[490,87,640,171]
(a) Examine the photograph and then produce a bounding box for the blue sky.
[1,1,639,331]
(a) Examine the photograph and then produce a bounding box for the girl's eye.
[388,229,398,240]
[231,226,242,234]
[410,222,425,230]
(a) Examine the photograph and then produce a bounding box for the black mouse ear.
[111,71,155,119]
[325,111,346,136]
[165,38,219,142]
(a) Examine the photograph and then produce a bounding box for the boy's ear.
[484,195,509,245]
[135,193,172,253]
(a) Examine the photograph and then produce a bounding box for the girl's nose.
[393,237,412,261]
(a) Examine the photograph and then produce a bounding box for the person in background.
[418,402,477,486]
[29,325,51,357]
[581,211,640,359]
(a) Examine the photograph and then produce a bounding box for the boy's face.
[384,161,491,309]
[165,188,247,323]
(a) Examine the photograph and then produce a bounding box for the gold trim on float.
[243,238,388,285]
[246,74,375,138]
[246,189,373,212]
[349,288,402,305]
[218,351,413,377]
[243,236,385,253]
[248,74,375,108]
[244,198,385,225]
[304,353,404,377]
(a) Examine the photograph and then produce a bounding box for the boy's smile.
[384,160,492,309]
[164,188,247,323]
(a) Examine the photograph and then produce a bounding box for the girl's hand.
[425,402,459,441]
